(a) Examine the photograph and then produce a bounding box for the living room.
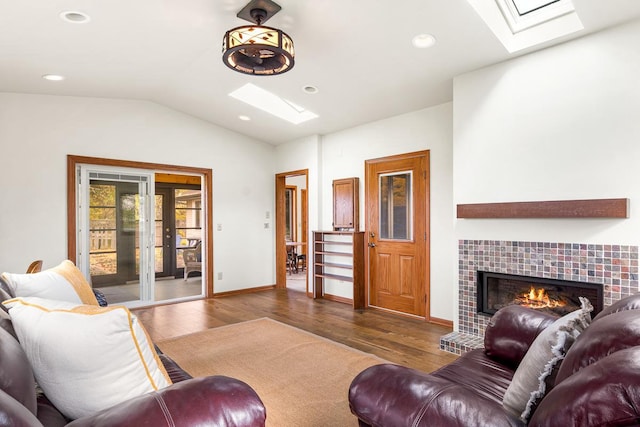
[3,12,640,322]
[2,1,640,425]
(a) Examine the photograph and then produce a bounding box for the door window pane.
[379,172,412,240]
[120,193,140,277]
[89,184,117,276]
[154,195,164,273]
[175,189,202,269]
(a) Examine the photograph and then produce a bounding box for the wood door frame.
[275,169,309,295]
[364,150,431,321]
[67,155,214,297]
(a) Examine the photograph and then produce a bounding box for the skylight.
[511,0,559,16]
[229,84,318,125]
[466,0,583,52]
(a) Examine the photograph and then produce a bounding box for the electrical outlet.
[264,222,269,229]
[265,211,270,219]
[217,224,222,231]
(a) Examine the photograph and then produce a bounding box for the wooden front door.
[365,151,430,317]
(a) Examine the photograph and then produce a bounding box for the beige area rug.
[156,318,387,427]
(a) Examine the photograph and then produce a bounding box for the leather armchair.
[349,294,640,427]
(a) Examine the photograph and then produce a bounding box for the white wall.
[454,19,640,244]
[453,20,640,327]
[315,103,455,320]
[276,135,321,289]
[0,93,276,293]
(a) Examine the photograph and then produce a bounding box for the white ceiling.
[2,1,639,145]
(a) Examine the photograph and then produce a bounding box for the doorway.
[68,155,213,306]
[275,169,309,295]
[365,151,430,318]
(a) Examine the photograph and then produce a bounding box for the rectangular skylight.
[229,83,318,125]
[511,0,560,16]
[498,0,578,34]
[466,0,583,52]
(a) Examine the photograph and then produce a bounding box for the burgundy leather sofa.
[349,294,640,427]
[0,314,267,427]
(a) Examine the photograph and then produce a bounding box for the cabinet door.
[333,178,359,230]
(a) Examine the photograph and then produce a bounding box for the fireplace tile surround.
[440,240,639,355]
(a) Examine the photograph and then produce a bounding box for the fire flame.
[518,287,565,309]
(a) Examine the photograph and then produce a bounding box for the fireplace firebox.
[477,271,603,317]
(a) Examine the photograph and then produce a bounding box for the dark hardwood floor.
[134,288,458,373]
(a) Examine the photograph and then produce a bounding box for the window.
[379,172,412,240]
[175,189,202,244]
[175,188,202,269]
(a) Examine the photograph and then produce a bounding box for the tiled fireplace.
[440,240,639,355]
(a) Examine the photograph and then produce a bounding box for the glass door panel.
[88,180,143,302]
[153,186,203,301]
[154,193,166,275]
[175,189,202,271]
[89,184,117,278]
[379,172,413,240]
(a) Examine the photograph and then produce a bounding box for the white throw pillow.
[2,297,171,420]
[502,297,593,422]
[1,260,98,305]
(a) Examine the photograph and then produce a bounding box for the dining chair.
[286,245,297,275]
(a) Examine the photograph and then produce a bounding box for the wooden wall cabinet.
[333,177,359,231]
[313,231,365,309]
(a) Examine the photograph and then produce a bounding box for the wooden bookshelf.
[313,231,365,309]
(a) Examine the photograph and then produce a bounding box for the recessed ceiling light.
[412,33,436,48]
[42,74,65,81]
[302,85,319,94]
[238,115,251,121]
[229,83,318,125]
[60,11,91,24]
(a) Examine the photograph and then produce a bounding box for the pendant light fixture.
[222,0,294,76]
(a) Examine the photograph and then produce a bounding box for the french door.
[88,181,143,287]
[156,185,203,279]
[77,165,155,303]
[155,188,173,278]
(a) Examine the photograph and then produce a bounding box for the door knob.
[368,242,376,248]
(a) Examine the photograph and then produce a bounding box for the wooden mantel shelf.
[457,198,629,219]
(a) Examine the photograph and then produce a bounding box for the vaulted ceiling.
[2,1,639,144]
